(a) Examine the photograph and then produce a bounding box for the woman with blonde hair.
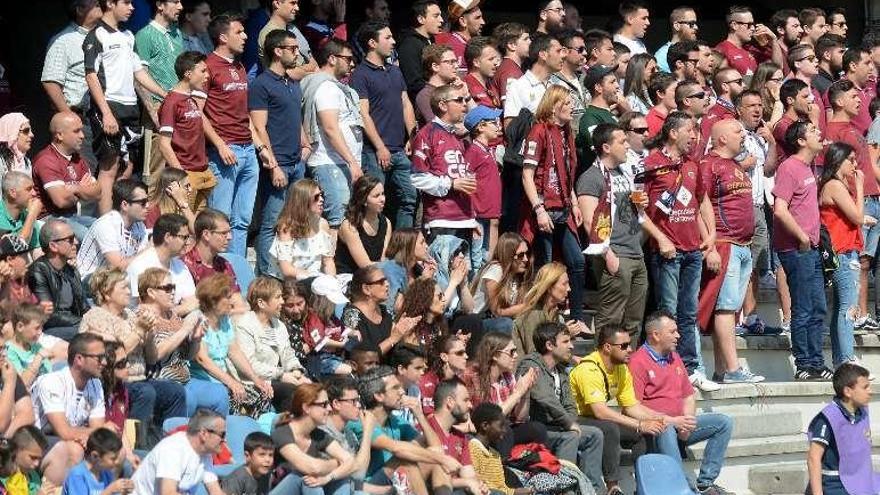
[512,262,586,355]
[270,179,335,280]
[144,167,197,231]
[521,86,585,326]
[471,232,532,332]
[748,62,784,125]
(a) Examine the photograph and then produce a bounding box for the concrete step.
[727,410,802,439]
[749,456,880,495]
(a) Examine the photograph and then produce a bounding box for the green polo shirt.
[576,105,617,167]
[0,200,40,248]
[135,20,184,100]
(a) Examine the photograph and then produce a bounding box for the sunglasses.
[628,127,649,134]
[676,20,698,28]
[733,20,755,28]
[80,353,108,362]
[154,283,176,293]
[687,92,706,100]
[610,342,632,350]
[19,127,31,135]
[365,277,388,286]
[52,234,76,244]
[204,428,226,439]
[127,198,149,207]
[444,96,472,104]
[514,250,529,260]
[797,55,818,63]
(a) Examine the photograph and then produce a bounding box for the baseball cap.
[583,64,619,93]
[448,0,481,19]
[311,275,349,306]
[464,105,502,132]
[0,234,33,259]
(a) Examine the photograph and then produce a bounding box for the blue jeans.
[716,244,752,311]
[831,250,860,367]
[207,143,260,257]
[649,250,703,374]
[653,413,733,487]
[778,248,827,369]
[308,163,352,227]
[270,473,350,495]
[184,379,230,416]
[482,317,514,333]
[127,379,187,430]
[257,161,305,276]
[362,149,416,228]
[534,223,585,323]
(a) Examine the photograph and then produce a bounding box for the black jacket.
[27,255,88,329]
[397,29,432,99]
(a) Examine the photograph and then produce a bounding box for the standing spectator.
[516,322,604,493]
[0,172,42,248]
[618,111,649,178]
[521,87,584,324]
[126,213,197,310]
[840,48,876,135]
[0,113,34,181]
[697,120,764,384]
[675,81,710,162]
[182,209,240,289]
[302,39,364,232]
[414,45,463,125]
[584,29,617,70]
[813,34,845,95]
[774,121,831,381]
[827,8,848,38]
[398,0,443,98]
[463,106,503,255]
[488,23,530,104]
[31,112,101,241]
[257,0,316,79]
[352,21,419,229]
[435,0,484,74]
[769,9,803,75]
[622,53,657,115]
[643,112,720,392]
[503,35,564,125]
[250,29,307,276]
[613,2,650,56]
[180,0,213,54]
[788,44,827,132]
[135,0,184,190]
[748,62,784,124]
[577,64,620,168]
[298,0,348,50]
[27,220,87,341]
[655,7,698,73]
[563,3,582,32]
[667,41,701,82]
[76,179,149,283]
[463,37,501,110]
[551,30,589,135]
[644,72,678,137]
[336,176,391,275]
[84,0,167,215]
[774,78,812,168]
[700,68,743,148]
[799,8,829,47]
[714,6,781,77]
[157,51,216,214]
[536,0,566,36]
[269,179,335,280]
[200,14,262,258]
[131,409,226,495]
[819,143,865,369]
[628,312,734,495]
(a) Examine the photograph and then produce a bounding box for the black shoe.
[814,366,834,380]
[795,367,821,381]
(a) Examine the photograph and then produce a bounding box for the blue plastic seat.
[220,252,255,293]
[635,454,697,495]
[162,416,189,435]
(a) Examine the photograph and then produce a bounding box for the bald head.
[711,119,745,156]
[49,112,85,154]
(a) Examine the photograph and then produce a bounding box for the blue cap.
[464,105,503,132]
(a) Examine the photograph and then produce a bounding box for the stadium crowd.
[0,0,875,494]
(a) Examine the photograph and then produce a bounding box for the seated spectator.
[346,365,457,492]
[419,334,468,415]
[236,276,309,411]
[1,426,48,495]
[342,265,421,356]
[389,344,429,417]
[270,179,335,280]
[516,322,604,493]
[471,232,531,333]
[27,220,88,341]
[127,213,198,314]
[144,168,197,231]
[101,342,131,441]
[0,346,35,437]
[131,409,226,495]
[512,262,583,356]
[320,376,376,492]
[32,333,108,485]
[138,267,229,416]
[569,326,667,494]
[271,384,360,493]
[303,277,355,378]
[468,403,539,495]
[62,428,133,495]
[191,274,273,418]
[0,113,34,181]
[336,176,391,275]
[5,304,52,388]
[80,267,187,445]
[183,209,240,290]
[76,179,149,284]
[349,344,381,376]
[428,241,475,318]
[397,279,449,349]
[220,432,274,495]
[279,277,309,364]
[426,379,486,494]
[31,112,100,241]
[379,229,437,313]
[629,311,734,495]
[0,171,42,248]
[0,234,40,308]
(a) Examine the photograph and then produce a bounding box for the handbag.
[818,224,839,287]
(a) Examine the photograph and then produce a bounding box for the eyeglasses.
[211,229,232,236]
[543,6,565,14]
[204,428,226,439]
[365,277,388,286]
[334,53,355,61]
[609,341,631,350]
[628,127,649,134]
[444,96,471,104]
[497,348,518,357]
[687,92,706,100]
[797,55,818,63]
[440,58,459,66]
[279,45,299,51]
[154,283,176,293]
[170,232,194,242]
[569,46,587,54]
[676,20,698,28]
[311,400,332,409]
[514,250,529,260]
[80,353,108,362]
[127,197,149,207]
[114,359,129,370]
[52,234,76,244]
[337,397,362,407]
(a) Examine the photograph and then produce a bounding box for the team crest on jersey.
[230,69,240,81]
[527,141,537,156]
[734,168,744,181]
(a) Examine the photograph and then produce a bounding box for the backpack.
[503,107,535,169]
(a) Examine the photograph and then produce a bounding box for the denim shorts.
[862,196,880,257]
[716,243,753,311]
[307,352,346,378]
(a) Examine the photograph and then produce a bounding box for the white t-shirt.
[473,263,503,314]
[32,367,105,430]
[613,33,647,55]
[503,71,549,119]
[131,431,217,495]
[308,80,364,167]
[268,230,333,280]
[77,211,148,280]
[126,247,197,304]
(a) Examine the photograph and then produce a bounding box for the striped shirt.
[135,21,184,100]
[41,23,91,109]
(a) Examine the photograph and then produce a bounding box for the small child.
[806,362,880,495]
[0,426,49,495]
[61,428,133,495]
[463,105,504,259]
[4,305,51,389]
[220,432,274,495]
[304,277,358,377]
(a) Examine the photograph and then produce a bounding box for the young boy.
[5,304,52,389]
[157,50,217,212]
[62,428,133,495]
[807,362,880,495]
[220,432,275,495]
[464,105,504,258]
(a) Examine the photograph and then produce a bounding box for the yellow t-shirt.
[569,350,638,417]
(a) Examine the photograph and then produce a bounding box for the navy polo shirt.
[349,60,407,153]
[248,68,303,165]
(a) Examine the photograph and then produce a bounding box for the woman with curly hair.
[336,176,391,275]
[270,179,335,280]
[471,233,532,332]
[396,278,448,349]
[512,262,587,355]
[418,333,468,414]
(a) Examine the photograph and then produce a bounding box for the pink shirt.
[628,345,693,417]
[715,39,758,76]
[772,155,820,251]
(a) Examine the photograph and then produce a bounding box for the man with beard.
[426,379,486,495]
[773,79,813,164]
[674,81,709,161]
[667,40,700,82]
[695,42,716,98]
[551,30,589,134]
[536,0,566,36]
[700,68,744,147]
[655,7,699,73]
[715,6,782,78]
[435,0,484,77]
[769,9,803,75]
[614,1,650,56]
[813,34,846,95]
[464,37,501,109]
[347,366,459,494]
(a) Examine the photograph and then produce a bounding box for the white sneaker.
[690,371,722,392]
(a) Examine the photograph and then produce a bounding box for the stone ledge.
[698,333,880,351]
[694,381,835,402]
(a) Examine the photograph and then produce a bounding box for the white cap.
[311,275,349,305]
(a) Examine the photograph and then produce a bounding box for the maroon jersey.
[700,101,736,149]
[715,40,758,76]
[466,140,502,219]
[201,53,250,145]
[490,58,523,102]
[643,149,704,252]
[826,121,879,196]
[32,144,94,217]
[158,91,207,171]
[411,121,475,223]
[700,151,755,244]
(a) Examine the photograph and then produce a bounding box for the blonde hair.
[149,168,189,217]
[518,262,567,318]
[90,267,129,306]
[138,267,171,303]
[535,85,572,123]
